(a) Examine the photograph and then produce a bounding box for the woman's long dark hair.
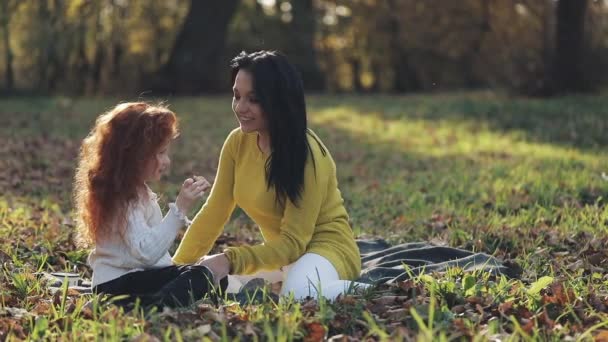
[230,50,325,207]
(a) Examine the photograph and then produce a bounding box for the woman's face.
[232,70,268,134]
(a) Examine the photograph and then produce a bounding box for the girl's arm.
[124,203,187,267]
[172,130,238,264]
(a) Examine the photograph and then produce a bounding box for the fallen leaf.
[131,333,161,342]
[498,300,514,315]
[303,322,326,342]
[595,330,608,342]
[32,301,51,315]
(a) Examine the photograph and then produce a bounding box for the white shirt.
[88,191,188,287]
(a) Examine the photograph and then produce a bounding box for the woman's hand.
[176,176,211,214]
[197,253,231,282]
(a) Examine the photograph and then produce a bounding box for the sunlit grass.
[1,92,607,340]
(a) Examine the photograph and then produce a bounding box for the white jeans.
[226,253,370,301]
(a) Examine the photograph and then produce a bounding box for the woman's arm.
[172,130,239,264]
[223,153,328,274]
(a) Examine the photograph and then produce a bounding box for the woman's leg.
[281,253,370,301]
[226,269,285,293]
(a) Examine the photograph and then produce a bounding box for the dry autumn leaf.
[595,330,608,342]
[303,322,326,342]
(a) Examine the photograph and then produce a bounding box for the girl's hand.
[176,176,211,214]
[197,253,231,283]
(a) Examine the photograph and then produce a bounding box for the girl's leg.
[281,253,370,301]
[95,265,218,308]
[154,265,218,307]
[94,266,183,295]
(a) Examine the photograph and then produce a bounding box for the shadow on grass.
[308,92,608,152]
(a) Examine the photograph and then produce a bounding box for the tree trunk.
[283,0,324,91]
[37,0,63,92]
[553,0,588,93]
[73,25,90,94]
[387,0,420,92]
[350,58,363,92]
[464,0,491,88]
[1,0,15,92]
[154,0,240,94]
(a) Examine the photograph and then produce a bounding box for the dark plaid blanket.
[356,239,521,285]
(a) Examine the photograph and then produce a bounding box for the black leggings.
[94,265,225,308]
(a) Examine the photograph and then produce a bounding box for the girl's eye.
[250,97,258,103]
[233,95,240,100]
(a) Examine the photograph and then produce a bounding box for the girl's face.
[144,141,171,182]
[232,70,268,134]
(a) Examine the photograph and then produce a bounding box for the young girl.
[74,102,218,308]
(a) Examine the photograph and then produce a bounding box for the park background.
[1,0,608,340]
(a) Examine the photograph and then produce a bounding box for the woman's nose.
[235,99,247,114]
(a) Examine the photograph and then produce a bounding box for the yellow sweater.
[172,128,361,280]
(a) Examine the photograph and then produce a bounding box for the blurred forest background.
[0,0,605,96]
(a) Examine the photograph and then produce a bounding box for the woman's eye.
[250,97,258,103]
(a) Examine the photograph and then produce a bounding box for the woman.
[172,50,366,300]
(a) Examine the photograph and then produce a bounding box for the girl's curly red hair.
[74,102,179,245]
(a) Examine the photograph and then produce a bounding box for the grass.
[1,91,607,340]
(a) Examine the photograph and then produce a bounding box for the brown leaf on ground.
[587,252,606,266]
[384,308,408,320]
[0,318,26,340]
[329,313,350,330]
[397,279,425,297]
[498,300,515,315]
[303,322,326,342]
[80,301,95,320]
[452,304,466,314]
[452,318,473,338]
[589,293,608,313]
[1,295,20,308]
[371,295,408,306]
[541,282,576,306]
[99,305,121,322]
[32,301,52,315]
[516,307,534,320]
[536,308,555,329]
[131,333,161,342]
[366,301,387,315]
[0,249,10,263]
[466,296,485,305]
[301,299,319,316]
[595,330,608,342]
[519,318,535,335]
